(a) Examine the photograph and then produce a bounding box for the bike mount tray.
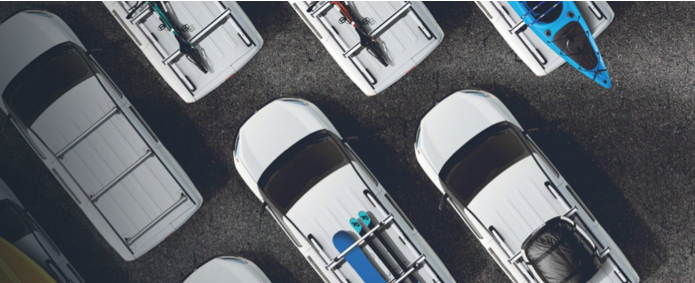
[308,190,443,283]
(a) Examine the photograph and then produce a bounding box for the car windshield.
[259,131,349,214]
[439,122,530,205]
[2,42,93,126]
[0,200,32,243]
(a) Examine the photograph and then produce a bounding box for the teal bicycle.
[126,1,208,74]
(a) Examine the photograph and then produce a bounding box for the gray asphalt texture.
[0,1,693,282]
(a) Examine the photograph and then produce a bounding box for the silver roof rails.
[49,104,191,248]
[308,189,443,283]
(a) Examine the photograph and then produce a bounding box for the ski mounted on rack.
[308,190,441,283]
[351,211,421,283]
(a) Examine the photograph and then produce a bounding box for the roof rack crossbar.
[309,235,349,282]
[90,149,153,202]
[127,2,153,24]
[342,1,413,58]
[125,193,188,245]
[55,107,120,158]
[163,7,240,65]
[490,1,547,66]
[325,214,395,270]
[389,254,425,283]
[312,5,377,85]
[364,192,443,282]
[309,1,332,18]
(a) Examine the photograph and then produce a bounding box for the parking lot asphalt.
[0,1,693,282]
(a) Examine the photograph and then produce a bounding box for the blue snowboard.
[509,1,611,89]
[333,230,386,283]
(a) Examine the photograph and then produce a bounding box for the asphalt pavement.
[0,1,693,282]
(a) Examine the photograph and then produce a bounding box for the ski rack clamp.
[325,214,396,271]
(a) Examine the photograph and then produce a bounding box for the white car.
[475,1,614,76]
[182,256,272,283]
[234,98,455,283]
[290,1,444,96]
[104,1,263,103]
[0,178,84,283]
[414,90,639,283]
[0,10,203,261]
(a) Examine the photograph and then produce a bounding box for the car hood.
[286,165,374,257]
[237,100,326,181]
[418,93,507,173]
[0,11,76,96]
[467,156,566,254]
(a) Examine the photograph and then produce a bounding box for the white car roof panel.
[467,156,566,254]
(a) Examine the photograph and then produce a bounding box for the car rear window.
[2,42,93,126]
[259,131,348,214]
[439,122,530,205]
[0,200,32,243]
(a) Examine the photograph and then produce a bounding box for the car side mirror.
[524,128,540,135]
[438,194,449,211]
[259,202,268,218]
[344,136,359,143]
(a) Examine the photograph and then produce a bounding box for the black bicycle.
[126,1,208,73]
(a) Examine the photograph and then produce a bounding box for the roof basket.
[307,189,443,283]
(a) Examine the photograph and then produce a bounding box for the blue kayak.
[509,1,611,89]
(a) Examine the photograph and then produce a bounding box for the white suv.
[0,10,203,261]
[414,90,639,283]
[234,97,455,283]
